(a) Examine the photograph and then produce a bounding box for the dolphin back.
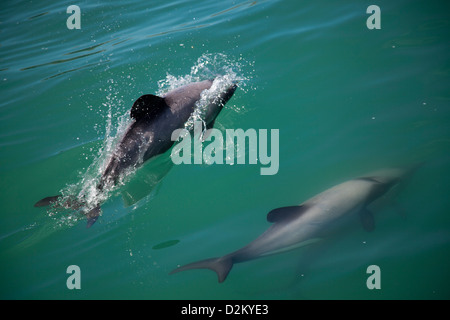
[170,255,233,283]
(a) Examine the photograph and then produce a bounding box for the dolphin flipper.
[170,255,233,283]
[359,208,375,232]
[86,205,101,228]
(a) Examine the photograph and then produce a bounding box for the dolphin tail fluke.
[170,255,234,283]
[34,195,61,207]
[35,194,101,228]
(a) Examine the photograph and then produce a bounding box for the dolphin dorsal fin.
[130,94,168,120]
[267,205,309,223]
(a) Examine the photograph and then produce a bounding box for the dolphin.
[34,78,237,227]
[170,165,420,283]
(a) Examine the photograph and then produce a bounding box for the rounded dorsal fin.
[130,94,168,120]
[267,205,309,223]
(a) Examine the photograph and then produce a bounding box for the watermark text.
[171,121,279,175]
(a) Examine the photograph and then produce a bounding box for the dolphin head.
[358,163,423,207]
[202,78,237,125]
[362,163,423,185]
[163,77,238,127]
[163,79,215,112]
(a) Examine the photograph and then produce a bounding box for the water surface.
[1,0,449,299]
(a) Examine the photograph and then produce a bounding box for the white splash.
[54,53,250,225]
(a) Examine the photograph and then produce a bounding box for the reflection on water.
[121,153,174,207]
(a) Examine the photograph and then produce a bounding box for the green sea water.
[1,0,449,300]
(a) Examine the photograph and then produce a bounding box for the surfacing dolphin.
[34,78,237,227]
[170,165,420,283]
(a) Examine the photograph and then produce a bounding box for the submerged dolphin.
[170,166,419,283]
[35,78,237,227]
